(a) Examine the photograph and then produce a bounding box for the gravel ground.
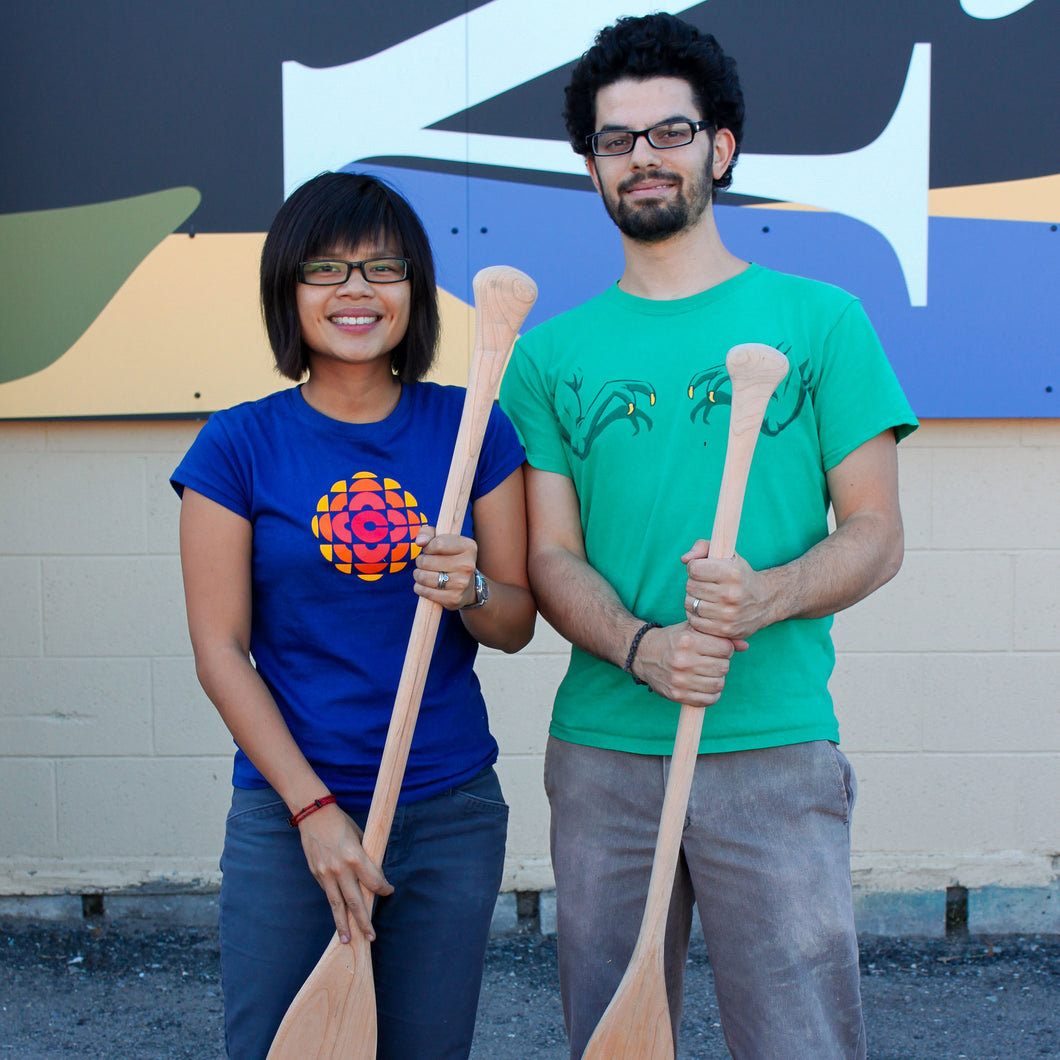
[2,920,1058,1058]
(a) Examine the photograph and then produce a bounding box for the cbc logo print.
[312,472,427,580]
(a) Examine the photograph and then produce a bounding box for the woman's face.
[296,239,412,375]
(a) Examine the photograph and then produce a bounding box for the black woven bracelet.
[623,621,661,686]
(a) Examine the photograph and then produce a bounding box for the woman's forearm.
[458,578,536,653]
[193,639,330,813]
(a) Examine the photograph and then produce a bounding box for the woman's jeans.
[218,767,508,1060]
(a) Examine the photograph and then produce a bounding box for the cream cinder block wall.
[834,419,1060,899]
[1,417,1058,908]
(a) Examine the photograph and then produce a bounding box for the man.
[499,13,918,1060]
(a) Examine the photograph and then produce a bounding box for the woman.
[173,171,535,1059]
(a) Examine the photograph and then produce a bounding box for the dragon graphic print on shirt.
[559,344,810,460]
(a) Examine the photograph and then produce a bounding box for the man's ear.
[712,127,737,181]
[586,154,603,196]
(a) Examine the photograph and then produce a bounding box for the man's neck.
[617,207,748,300]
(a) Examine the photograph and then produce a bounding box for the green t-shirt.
[500,263,918,755]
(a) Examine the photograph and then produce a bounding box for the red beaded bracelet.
[287,795,337,828]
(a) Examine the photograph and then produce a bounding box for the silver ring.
[437,571,449,590]
[692,597,701,617]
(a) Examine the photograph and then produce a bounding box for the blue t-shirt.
[172,382,524,808]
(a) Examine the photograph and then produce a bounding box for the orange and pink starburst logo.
[311,472,427,580]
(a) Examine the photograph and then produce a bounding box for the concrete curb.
[3,883,1058,938]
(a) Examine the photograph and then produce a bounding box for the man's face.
[587,76,719,244]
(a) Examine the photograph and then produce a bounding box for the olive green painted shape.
[0,187,201,385]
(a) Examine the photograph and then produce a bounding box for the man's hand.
[682,541,772,641]
[632,622,748,707]
[683,430,906,639]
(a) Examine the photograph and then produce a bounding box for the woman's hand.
[296,803,394,943]
[412,527,480,610]
[408,469,535,651]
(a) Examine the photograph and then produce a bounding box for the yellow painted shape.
[0,233,275,418]
[743,173,1060,223]
[928,173,1060,222]
[0,232,478,419]
[433,286,473,387]
[743,200,827,212]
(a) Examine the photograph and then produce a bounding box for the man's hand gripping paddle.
[266,266,538,1060]
[580,343,789,1060]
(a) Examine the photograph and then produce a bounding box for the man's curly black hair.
[564,13,745,194]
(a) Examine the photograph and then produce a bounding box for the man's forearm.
[523,465,739,705]
[771,428,907,624]
[686,429,906,640]
[529,544,645,669]
[761,507,904,625]
[686,505,904,641]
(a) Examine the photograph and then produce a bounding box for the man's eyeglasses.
[297,258,411,285]
[586,120,712,157]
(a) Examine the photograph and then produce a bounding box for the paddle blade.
[267,933,376,1060]
[580,948,674,1060]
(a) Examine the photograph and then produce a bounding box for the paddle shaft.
[360,265,537,868]
[638,343,790,939]
[581,343,789,1060]
[266,266,537,1060]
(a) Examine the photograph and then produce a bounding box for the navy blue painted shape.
[352,164,1058,419]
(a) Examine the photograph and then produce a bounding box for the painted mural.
[1,0,1056,419]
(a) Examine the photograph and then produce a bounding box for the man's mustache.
[617,172,683,194]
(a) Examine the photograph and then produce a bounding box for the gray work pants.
[546,737,866,1060]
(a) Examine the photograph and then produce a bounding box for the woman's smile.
[297,243,411,374]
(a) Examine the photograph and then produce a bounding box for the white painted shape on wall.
[285,6,931,301]
[960,0,1037,19]
[736,43,931,305]
[282,0,678,192]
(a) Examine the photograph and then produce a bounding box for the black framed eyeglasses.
[297,257,411,285]
[586,120,712,157]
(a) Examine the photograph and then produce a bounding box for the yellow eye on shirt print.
[312,471,426,580]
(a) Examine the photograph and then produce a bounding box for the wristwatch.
[460,569,489,610]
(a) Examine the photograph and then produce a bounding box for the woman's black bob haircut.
[564,13,745,196]
[260,171,439,383]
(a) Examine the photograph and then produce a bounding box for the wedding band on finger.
[692,597,701,617]
[437,571,450,590]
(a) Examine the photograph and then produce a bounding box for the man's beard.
[601,147,715,243]
[603,167,713,243]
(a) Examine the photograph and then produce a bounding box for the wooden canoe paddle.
[266,265,538,1060]
[580,342,789,1060]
